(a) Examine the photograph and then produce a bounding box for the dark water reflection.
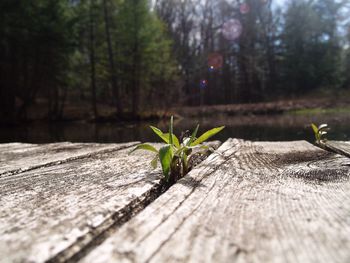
[0,113,349,144]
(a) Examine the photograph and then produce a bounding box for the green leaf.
[187,124,199,146]
[150,126,169,144]
[311,123,320,142]
[164,133,180,148]
[191,126,225,146]
[311,123,318,135]
[182,152,189,174]
[159,144,173,181]
[150,155,158,169]
[150,119,180,148]
[129,143,158,154]
[169,116,174,145]
[200,145,209,150]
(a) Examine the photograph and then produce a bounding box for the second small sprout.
[311,123,329,144]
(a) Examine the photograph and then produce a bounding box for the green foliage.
[311,123,329,144]
[0,0,78,120]
[129,143,158,154]
[114,0,179,113]
[191,127,226,146]
[149,126,180,147]
[0,0,179,122]
[158,144,173,181]
[291,107,350,115]
[1,0,349,124]
[130,116,224,183]
[282,0,343,94]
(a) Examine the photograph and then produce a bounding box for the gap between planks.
[323,141,350,159]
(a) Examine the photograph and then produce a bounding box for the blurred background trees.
[0,0,349,124]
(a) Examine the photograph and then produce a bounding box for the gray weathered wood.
[81,139,350,263]
[324,141,350,158]
[0,142,166,263]
[0,140,222,263]
[0,142,138,177]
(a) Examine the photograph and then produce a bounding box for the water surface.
[0,113,349,144]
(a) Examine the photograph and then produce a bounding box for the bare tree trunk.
[131,0,140,116]
[89,0,98,119]
[103,0,122,114]
[0,47,15,124]
[53,84,59,120]
[57,84,68,120]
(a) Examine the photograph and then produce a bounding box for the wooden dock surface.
[324,141,350,158]
[0,139,349,263]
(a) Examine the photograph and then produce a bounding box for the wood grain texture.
[81,139,350,263]
[0,142,139,177]
[0,143,166,263]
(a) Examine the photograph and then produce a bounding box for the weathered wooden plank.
[324,141,350,158]
[0,142,35,150]
[0,143,167,263]
[0,142,138,176]
[81,139,350,263]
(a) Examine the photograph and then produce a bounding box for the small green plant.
[311,123,329,144]
[130,116,224,184]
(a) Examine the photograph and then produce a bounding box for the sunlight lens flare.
[200,79,208,89]
[208,53,223,71]
[240,3,250,14]
[222,19,243,41]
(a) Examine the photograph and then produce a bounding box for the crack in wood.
[48,183,166,263]
[323,141,350,159]
[134,149,239,249]
[144,168,225,262]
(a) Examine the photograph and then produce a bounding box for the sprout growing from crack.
[130,116,225,184]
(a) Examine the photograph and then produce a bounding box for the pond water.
[0,112,349,144]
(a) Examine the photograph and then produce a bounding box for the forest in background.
[1,0,350,124]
